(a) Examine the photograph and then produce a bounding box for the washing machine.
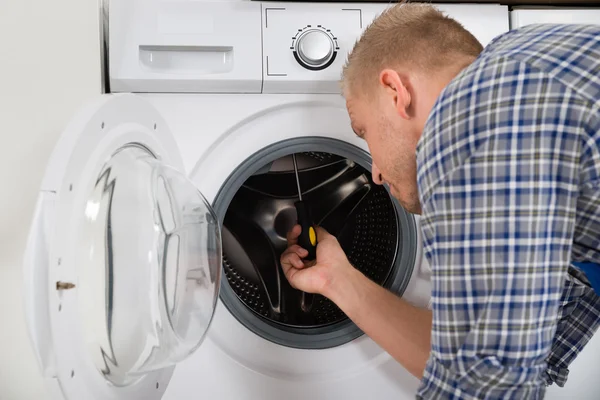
[21,2,513,399]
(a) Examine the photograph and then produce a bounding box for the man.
[280,3,600,399]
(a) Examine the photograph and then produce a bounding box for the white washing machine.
[20,1,529,399]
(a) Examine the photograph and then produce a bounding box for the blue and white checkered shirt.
[415,24,600,399]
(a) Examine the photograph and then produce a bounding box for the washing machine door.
[22,94,222,399]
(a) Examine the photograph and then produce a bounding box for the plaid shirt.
[415,24,600,399]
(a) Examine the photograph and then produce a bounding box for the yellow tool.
[292,153,317,260]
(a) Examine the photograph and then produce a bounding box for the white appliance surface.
[6,1,597,400]
[511,7,600,26]
[109,1,509,94]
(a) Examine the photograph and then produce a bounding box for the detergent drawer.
[109,1,263,93]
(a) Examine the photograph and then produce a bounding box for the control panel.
[291,25,339,70]
[109,1,510,94]
[262,3,368,93]
[260,2,509,94]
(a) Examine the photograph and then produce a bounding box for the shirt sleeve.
[415,55,586,399]
[544,266,600,387]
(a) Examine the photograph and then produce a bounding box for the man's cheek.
[363,138,375,156]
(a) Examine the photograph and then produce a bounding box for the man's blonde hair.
[341,2,483,98]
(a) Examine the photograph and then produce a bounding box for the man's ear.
[379,69,411,120]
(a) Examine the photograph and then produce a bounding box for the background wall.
[0,0,101,398]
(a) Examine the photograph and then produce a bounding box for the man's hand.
[280,225,352,296]
[280,224,433,379]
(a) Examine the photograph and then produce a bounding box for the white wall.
[0,0,101,398]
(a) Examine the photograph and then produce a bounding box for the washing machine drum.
[219,151,416,349]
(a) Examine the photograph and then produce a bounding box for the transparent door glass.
[76,145,221,386]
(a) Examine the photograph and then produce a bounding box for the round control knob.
[294,29,335,69]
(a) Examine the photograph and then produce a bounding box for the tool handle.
[295,201,317,260]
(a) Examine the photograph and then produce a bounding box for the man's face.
[344,63,471,215]
[347,94,422,214]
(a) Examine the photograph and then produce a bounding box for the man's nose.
[371,162,384,185]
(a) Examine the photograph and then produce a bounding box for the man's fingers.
[280,244,318,292]
[286,224,302,245]
[284,244,308,258]
[281,252,306,270]
[315,226,333,241]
